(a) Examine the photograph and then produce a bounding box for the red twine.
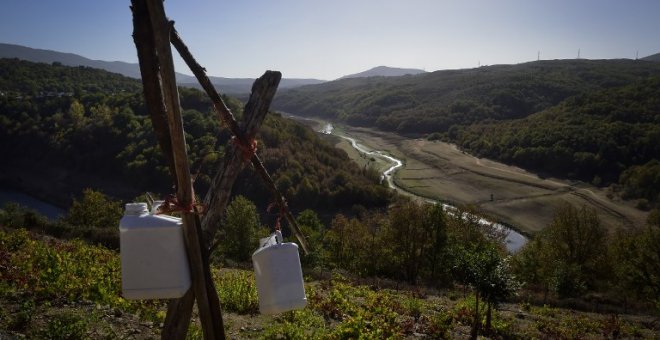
[155,194,206,215]
[231,136,257,162]
[267,200,288,231]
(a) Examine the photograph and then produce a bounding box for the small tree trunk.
[471,291,480,340]
[486,302,492,333]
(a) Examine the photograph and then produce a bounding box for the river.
[320,122,527,253]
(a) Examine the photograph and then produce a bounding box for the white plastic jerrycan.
[252,230,307,314]
[119,203,191,299]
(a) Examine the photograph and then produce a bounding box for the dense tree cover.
[0,59,390,212]
[320,198,503,286]
[514,204,609,299]
[0,58,141,95]
[513,204,659,312]
[232,112,391,210]
[274,59,660,134]
[454,77,660,200]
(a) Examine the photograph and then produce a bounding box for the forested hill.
[0,58,390,212]
[453,76,660,198]
[273,59,660,133]
[0,58,142,94]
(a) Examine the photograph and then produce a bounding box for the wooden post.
[130,0,175,178]
[131,2,196,337]
[143,0,225,338]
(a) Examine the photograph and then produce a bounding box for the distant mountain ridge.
[0,43,325,94]
[0,43,151,79]
[340,65,426,79]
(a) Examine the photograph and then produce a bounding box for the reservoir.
[0,188,65,220]
[320,122,528,253]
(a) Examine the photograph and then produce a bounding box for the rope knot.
[155,194,206,215]
[267,199,288,231]
[231,136,257,162]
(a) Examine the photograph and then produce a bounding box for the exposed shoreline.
[287,113,648,238]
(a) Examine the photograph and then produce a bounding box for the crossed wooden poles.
[131,1,309,338]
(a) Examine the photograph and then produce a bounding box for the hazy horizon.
[1,0,659,80]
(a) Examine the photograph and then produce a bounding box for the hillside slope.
[454,76,660,189]
[274,59,660,134]
[0,58,389,212]
[1,226,658,339]
[641,52,660,62]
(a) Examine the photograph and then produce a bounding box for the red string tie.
[231,136,257,162]
[155,194,206,215]
[267,200,288,231]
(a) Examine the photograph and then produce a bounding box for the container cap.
[125,203,149,215]
[151,200,165,214]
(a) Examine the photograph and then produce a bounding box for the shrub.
[37,312,88,339]
[214,270,259,314]
[65,188,122,229]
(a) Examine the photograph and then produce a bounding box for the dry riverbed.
[332,125,648,235]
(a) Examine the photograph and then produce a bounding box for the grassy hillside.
[0,58,389,213]
[274,59,660,134]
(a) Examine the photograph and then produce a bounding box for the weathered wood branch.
[143,0,224,339]
[131,2,198,337]
[170,29,310,254]
[161,70,280,340]
[130,0,175,178]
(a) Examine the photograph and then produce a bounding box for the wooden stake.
[144,0,224,338]
[130,0,175,179]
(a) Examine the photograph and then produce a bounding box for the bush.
[0,202,49,230]
[65,188,122,229]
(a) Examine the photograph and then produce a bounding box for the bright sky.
[2,0,659,80]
